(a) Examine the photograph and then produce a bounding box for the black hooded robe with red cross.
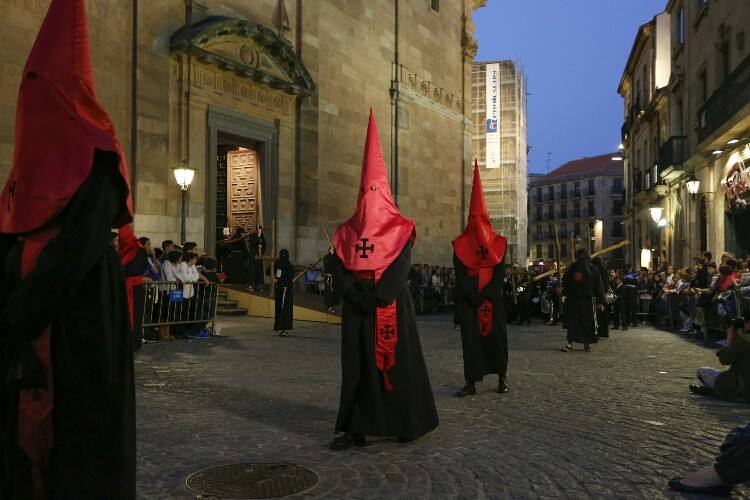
[452,162,509,386]
[330,111,438,441]
[0,0,135,497]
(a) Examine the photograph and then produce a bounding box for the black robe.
[0,161,135,499]
[594,268,610,339]
[453,254,508,384]
[331,244,438,440]
[248,232,266,289]
[562,260,604,345]
[323,254,342,310]
[274,262,294,331]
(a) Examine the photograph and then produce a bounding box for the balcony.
[697,53,750,144]
[659,136,687,170]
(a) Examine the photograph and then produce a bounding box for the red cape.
[0,0,132,235]
[452,161,507,269]
[333,110,415,271]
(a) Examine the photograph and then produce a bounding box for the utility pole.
[546,152,552,172]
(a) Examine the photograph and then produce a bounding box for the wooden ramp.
[220,285,342,325]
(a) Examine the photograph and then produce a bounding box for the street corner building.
[0,0,489,266]
[619,1,750,267]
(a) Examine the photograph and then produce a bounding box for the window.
[676,7,685,46]
[574,222,581,236]
[612,222,624,238]
[548,244,554,259]
[536,225,543,237]
[547,205,554,220]
[574,181,581,197]
[430,0,439,12]
[574,202,581,218]
[699,68,708,104]
[548,185,555,200]
[560,223,568,238]
[536,206,542,221]
[612,177,623,193]
[612,200,625,216]
[587,200,595,217]
[560,245,568,258]
[588,179,595,195]
[536,245,542,259]
[560,183,567,198]
[535,187,542,202]
[560,204,567,218]
[719,40,730,83]
[548,224,554,239]
[642,65,649,103]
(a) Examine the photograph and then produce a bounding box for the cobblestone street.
[136,316,750,499]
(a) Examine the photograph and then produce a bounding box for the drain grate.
[186,462,318,499]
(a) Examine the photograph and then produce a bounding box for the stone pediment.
[170,16,314,97]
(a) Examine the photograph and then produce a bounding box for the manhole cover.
[186,463,318,499]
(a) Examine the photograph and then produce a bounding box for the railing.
[658,136,687,169]
[141,281,219,328]
[697,53,750,143]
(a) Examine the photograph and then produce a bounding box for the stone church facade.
[0,0,486,265]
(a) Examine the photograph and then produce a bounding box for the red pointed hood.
[118,225,142,265]
[333,110,415,272]
[0,0,132,235]
[452,161,507,268]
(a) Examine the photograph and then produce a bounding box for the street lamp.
[686,174,701,196]
[649,207,663,223]
[172,162,196,243]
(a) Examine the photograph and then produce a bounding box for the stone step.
[217,292,228,300]
[217,299,239,308]
[217,308,248,317]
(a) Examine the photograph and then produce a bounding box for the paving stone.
[136,316,750,499]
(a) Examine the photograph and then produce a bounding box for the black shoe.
[329,433,367,451]
[497,382,510,394]
[689,384,714,396]
[584,345,592,352]
[668,477,733,497]
[455,383,476,397]
[561,344,573,352]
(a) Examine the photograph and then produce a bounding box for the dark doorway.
[726,208,750,257]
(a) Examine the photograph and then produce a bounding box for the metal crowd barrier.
[141,281,219,328]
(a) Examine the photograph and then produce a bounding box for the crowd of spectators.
[112,235,220,341]
[408,264,457,314]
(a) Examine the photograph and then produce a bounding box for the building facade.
[471,60,528,262]
[0,0,488,266]
[620,1,750,268]
[528,154,626,268]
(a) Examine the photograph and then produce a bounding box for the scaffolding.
[471,60,529,263]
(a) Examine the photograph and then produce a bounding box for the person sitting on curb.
[669,421,750,497]
[689,316,750,402]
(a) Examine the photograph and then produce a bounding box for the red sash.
[17,226,59,495]
[468,266,494,337]
[354,269,397,392]
[124,275,143,330]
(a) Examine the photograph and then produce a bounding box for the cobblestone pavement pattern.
[136,316,750,499]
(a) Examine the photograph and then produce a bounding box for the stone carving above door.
[170,16,314,97]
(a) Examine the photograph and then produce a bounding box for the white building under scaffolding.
[472,60,528,263]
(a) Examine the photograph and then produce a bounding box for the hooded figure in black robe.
[274,249,294,336]
[562,249,604,352]
[592,257,610,339]
[0,1,135,496]
[248,227,267,291]
[452,162,509,397]
[329,111,438,451]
